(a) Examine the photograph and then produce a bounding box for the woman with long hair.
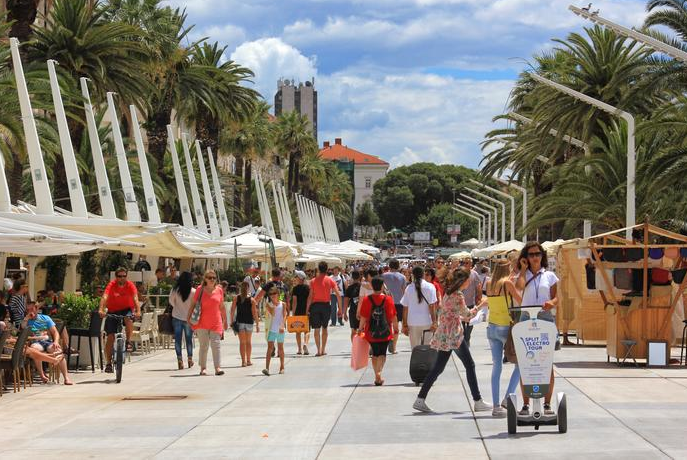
[482,261,522,417]
[515,241,559,416]
[231,281,258,367]
[187,269,228,376]
[413,267,491,413]
[401,266,437,348]
[169,271,195,369]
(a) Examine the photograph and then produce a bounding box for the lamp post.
[529,73,635,239]
[464,187,505,243]
[493,177,528,243]
[470,179,515,241]
[455,198,492,244]
[452,205,484,242]
[459,195,499,244]
[508,112,592,238]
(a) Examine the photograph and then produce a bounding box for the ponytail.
[412,265,425,303]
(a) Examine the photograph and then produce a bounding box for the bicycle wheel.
[115,338,124,383]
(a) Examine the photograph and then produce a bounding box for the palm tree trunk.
[7,0,39,45]
[8,156,24,204]
[287,151,295,192]
[243,160,252,226]
[234,157,244,225]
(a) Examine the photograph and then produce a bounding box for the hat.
[294,270,307,280]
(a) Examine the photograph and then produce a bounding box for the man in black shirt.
[343,270,362,342]
[291,270,310,355]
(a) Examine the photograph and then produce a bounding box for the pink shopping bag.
[351,334,370,371]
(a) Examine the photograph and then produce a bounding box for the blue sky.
[164,0,649,169]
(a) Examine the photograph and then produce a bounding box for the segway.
[506,306,567,434]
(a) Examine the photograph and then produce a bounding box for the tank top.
[269,301,285,333]
[487,286,511,326]
[236,296,253,324]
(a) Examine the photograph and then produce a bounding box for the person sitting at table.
[8,279,29,328]
[21,301,73,385]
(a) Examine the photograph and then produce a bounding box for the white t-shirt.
[521,269,559,307]
[244,275,259,296]
[169,287,196,321]
[400,279,437,326]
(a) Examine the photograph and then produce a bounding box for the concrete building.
[274,78,318,141]
[320,138,389,238]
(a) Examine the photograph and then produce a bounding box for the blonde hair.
[487,261,511,296]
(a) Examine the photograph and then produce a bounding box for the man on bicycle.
[99,267,140,373]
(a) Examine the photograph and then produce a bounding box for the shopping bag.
[287,315,309,333]
[351,334,370,371]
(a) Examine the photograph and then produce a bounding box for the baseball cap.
[294,270,307,280]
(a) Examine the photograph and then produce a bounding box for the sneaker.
[473,399,493,412]
[492,406,507,418]
[518,405,530,416]
[262,369,270,376]
[413,397,433,413]
[543,403,554,415]
[104,363,113,373]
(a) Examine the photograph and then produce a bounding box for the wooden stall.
[557,223,687,362]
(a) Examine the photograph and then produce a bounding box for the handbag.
[189,289,204,326]
[351,333,370,371]
[503,289,518,363]
[287,315,309,333]
[158,305,174,335]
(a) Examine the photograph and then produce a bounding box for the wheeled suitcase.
[409,330,437,386]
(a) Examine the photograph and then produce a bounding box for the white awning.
[339,239,380,254]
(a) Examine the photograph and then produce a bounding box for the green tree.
[416,203,477,246]
[355,201,379,238]
[273,111,318,193]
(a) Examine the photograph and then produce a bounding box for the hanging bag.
[350,333,370,371]
[189,289,204,326]
[502,287,518,363]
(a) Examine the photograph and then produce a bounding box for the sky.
[163,0,649,169]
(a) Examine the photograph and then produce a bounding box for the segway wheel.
[507,396,517,435]
[558,394,567,433]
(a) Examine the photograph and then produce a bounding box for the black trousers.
[417,340,481,401]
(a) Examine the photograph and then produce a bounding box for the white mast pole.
[181,133,207,233]
[130,107,161,223]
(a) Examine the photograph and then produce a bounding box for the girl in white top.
[401,265,438,348]
[168,271,196,370]
[515,241,559,416]
[262,288,287,376]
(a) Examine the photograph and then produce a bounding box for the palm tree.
[220,101,272,225]
[273,111,318,193]
[5,0,39,46]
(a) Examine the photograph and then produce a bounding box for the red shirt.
[310,275,337,303]
[104,280,137,312]
[191,286,224,334]
[432,280,444,299]
[358,293,396,342]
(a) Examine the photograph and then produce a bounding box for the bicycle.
[105,314,126,383]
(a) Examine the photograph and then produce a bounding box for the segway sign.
[512,317,558,399]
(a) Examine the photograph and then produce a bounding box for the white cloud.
[230,38,318,102]
[193,24,246,50]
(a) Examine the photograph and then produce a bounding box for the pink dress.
[191,286,224,334]
[430,291,469,351]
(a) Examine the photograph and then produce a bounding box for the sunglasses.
[205,276,216,280]
[116,274,127,278]
[527,252,542,258]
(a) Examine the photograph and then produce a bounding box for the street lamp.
[470,179,515,241]
[509,112,592,238]
[529,72,635,240]
[453,204,485,243]
[493,177,528,242]
[460,194,499,244]
[456,198,492,244]
[464,187,505,243]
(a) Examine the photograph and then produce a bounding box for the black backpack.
[368,295,390,339]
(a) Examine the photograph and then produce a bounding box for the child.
[262,287,288,376]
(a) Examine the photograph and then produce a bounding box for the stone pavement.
[1,324,686,459]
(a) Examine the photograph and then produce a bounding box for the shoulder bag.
[189,288,204,326]
[503,286,518,364]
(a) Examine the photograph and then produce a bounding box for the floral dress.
[430,291,471,351]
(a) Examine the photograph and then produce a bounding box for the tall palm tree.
[273,111,318,193]
[220,101,272,225]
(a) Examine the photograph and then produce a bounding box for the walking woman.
[230,281,258,367]
[188,269,227,376]
[291,271,310,355]
[169,271,195,369]
[263,287,288,376]
[401,266,438,348]
[516,241,559,416]
[413,267,492,413]
[482,261,522,417]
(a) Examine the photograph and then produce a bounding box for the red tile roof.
[319,140,389,166]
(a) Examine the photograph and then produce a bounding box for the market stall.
[557,223,687,362]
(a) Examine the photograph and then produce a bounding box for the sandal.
[199,369,207,376]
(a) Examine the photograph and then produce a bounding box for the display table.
[606,305,672,361]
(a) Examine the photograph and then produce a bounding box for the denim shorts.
[237,322,254,333]
[31,340,53,352]
[267,331,285,343]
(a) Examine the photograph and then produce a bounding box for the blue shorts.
[31,340,53,352]
[267,331,285,343]
[237,323,254,333]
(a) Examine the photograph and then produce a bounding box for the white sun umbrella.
[448,251,472,261]
[461,238,482,247]
[339,239,381,254]
[472,239,524,259]
[222,231,299,263]
[301,241,373,261]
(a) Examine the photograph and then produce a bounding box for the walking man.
[307,261,342,356]
[381,259,407,353]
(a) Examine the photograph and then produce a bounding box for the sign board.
[450,235,457,243]
[413,231,431,243]
[512,317,557,399]
[446,224,461,235]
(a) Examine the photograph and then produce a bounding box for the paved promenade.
[2,324,686,459]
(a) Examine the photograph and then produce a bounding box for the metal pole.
[464,189,504,243]
[455,198,492,244]
[453,205,484,242]
[470,179,515,241]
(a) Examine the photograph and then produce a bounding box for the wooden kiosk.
[557,223,687,362]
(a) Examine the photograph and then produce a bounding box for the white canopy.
[461,238,482,247]
[0,215,144,256]
[471,239,524,259]
[542,239,569,253]
[338,239,380,254]
[300,242,373,261]
[222,232,299,263]
[448,251,472,261]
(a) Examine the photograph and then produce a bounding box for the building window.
[365,177,372,188]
